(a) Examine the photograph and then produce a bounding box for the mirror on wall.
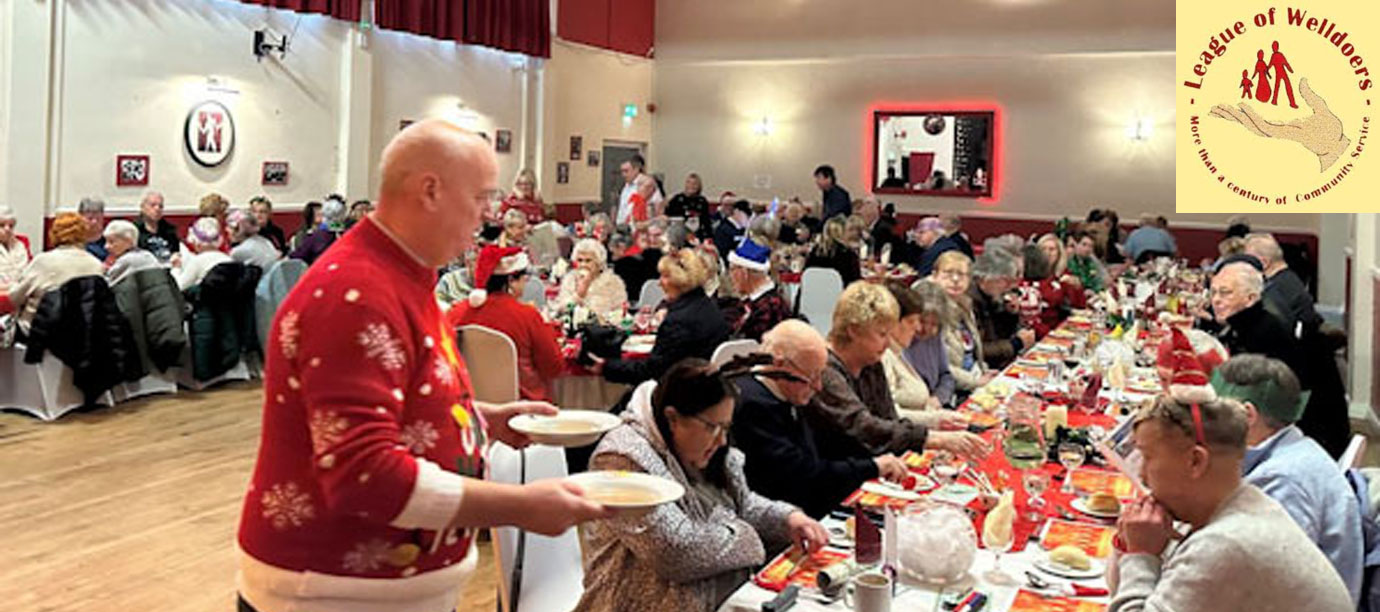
[872,110,995,198]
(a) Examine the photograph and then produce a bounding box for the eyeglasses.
[687,413,733,439]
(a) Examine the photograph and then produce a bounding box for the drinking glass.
[982,521,1016,586]
[1022,470,1050,521]
[1058,442,1086,474]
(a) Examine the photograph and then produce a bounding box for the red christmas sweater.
[1015,277,1087,338]
[237,217,488,611]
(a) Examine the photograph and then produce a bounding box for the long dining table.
[719,312,1166,612]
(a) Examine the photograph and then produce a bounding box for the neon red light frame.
[865,101,1003,206]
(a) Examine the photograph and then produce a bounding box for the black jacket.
[112,267,187,374]
[917,233,970,277]
[821,185,852,221]
[136,217,181,262]
[970,284,1023,369]
[1217,300,1349,457]
[613,248,663,303]
[603,287,729,385]
[805,244,861,286]
[713,220,744,263]
[732,375,878,518]
[1263,268,1322,337]
[25,275,143,404]
[186,262,262,381]
[260,221,289,255]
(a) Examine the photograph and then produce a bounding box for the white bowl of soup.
[510,410,621,447]
[567,470,686,517]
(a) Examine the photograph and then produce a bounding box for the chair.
[711,339,760,368]
[521,277,547,309]
[637,279,664,309]
[255,259,308,350]
[488,442,585,612]
[457,325,519,404]
[797,267,844,338]
[458,326,582,611]
[0,348,114,420]
[1341,434,1368,470]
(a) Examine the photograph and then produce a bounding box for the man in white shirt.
[616,154,663,226]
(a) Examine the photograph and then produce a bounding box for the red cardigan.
[1016,277,1087,338]
[446,293,564,402]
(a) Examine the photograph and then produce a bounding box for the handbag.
[576,323,627,366]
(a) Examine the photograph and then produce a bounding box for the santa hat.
[728,239,771,272]
[469,245,528,307]
[1163,328,1219,403]
[1156,327,1228,376]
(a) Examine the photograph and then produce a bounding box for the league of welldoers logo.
[1177,1,1377,212]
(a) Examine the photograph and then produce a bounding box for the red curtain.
[376,0,466,43]
[464,0,550,58]
[239,0,362,21]
[376,0,550,58]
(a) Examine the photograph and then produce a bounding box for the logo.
[184,100,236,167]
[1177,2,1377,212]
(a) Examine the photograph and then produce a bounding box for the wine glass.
[981,517,1017,586]
[1022,470,1050,521]
[1058,442,1086,475]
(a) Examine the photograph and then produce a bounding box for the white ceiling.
[654,0,1174,61]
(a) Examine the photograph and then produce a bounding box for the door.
[601,142,645,218]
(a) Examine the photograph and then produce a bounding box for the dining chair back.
[457,325,519,404]
[798,267,844,338]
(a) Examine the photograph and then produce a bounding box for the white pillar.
[1349,213,1376,424]
[1317,213,1349,311]
[1,0,60,244]
[336,24,373,199]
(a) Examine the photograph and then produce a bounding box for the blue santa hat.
[728,239,771,272]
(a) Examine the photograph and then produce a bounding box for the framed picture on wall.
[495,129,513,153]
[557,162,570,184]
[262,161,289,186]
[116,154,150,187]
[587,150,600,167]
[570,136,582,161]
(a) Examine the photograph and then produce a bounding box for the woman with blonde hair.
[927,250,995,393]
[804,216,861,285]
[1036,233,1068,278]
[589,248,730,386]
[501,168,547,224]
[804,281,990,464]
[1,212,103,333]
[555,238,628,323]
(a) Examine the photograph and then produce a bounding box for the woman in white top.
[554,238,627,323]
[881,283,969,430]
[0,205,32,285]
[173,217,231,290]
[227,208,281,270]
[103,219,161,286]
[4,212,103,332]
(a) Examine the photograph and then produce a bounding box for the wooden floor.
[0,382,498,612]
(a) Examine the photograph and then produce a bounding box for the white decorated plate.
[1070,497,1122,519]
[568,470,685,515]
[1033,556,1106,580]
[510,410,621,447]
[861,478,932,501]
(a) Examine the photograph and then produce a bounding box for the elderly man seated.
[103,220,161,285]
[1122,213,1178,264]
[731,320,909,518]
[1243,232,1322,336]
[1109,395,1351,611]
[1209,261,1350,457]
[724,239,790,341]
[227,208,282,270]
[1211,354,1363,604]
[969,250,1034,369]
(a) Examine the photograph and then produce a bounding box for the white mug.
[844,571,892,612]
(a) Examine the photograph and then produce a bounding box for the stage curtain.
[238,0,362,21]
[376,0,466,43]
[463,0,550,58]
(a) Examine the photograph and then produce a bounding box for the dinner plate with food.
[1034,545,1106,580]
[567,470,685,516]
[1070,493,1123,519]
[510,410,621,447]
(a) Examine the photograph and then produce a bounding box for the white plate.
[861,478,932,501]
[1033,556,1106,580]
[1070,496,1122,519]
[567,470,685,516]
[510,410,621,447]
[622,335,656,355]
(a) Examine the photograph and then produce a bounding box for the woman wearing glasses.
[926,250,997,394]
[575,359,827,612]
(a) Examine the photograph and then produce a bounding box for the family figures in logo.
[1240,41,1298,109]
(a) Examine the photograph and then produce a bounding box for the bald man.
[1243,233,1321,335]
[236,120,608,612]
[730,320,908,517]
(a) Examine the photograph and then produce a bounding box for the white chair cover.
[637,279,664,309]
[711,339,760,368]
[255,259,308,350]
[488,442,584,612]
[0,348,114,420]
[112,371,178,403]
[798,267,844,338]
[457,325,519,404]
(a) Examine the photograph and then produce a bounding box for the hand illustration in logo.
[1209,78,1350,172]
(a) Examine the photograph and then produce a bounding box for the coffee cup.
[843,571,892,612]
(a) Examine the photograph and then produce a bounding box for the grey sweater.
[1110,484,1352,612]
